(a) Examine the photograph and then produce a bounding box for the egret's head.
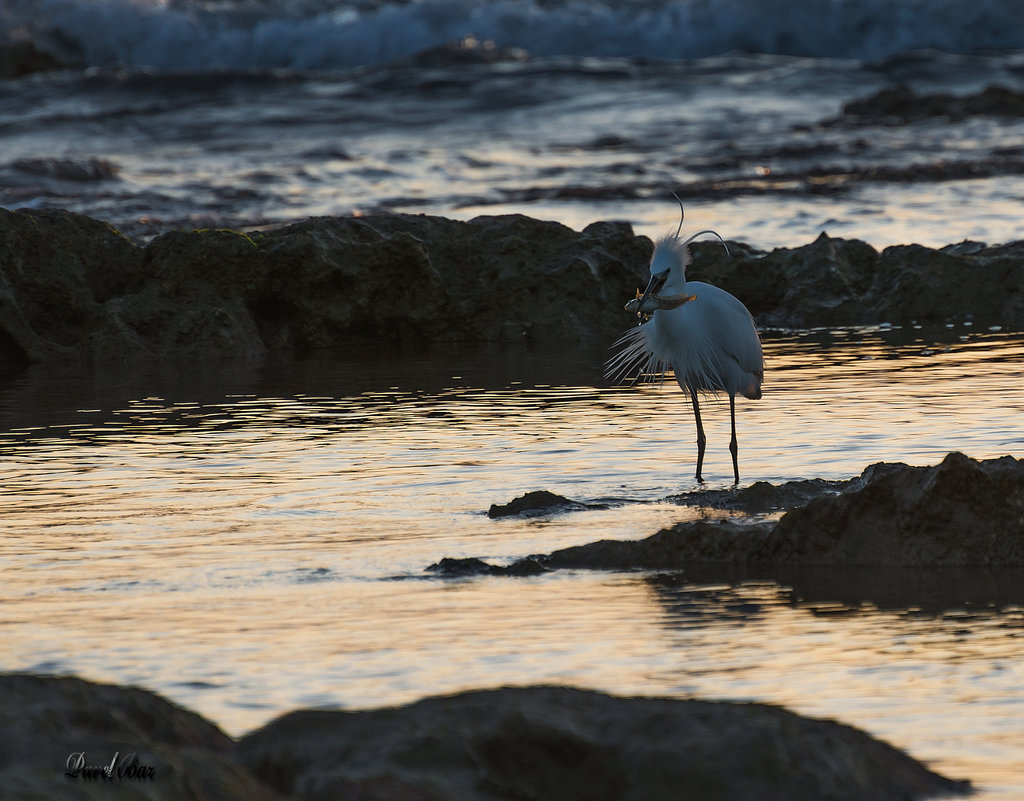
[629,198,730,320]
[633,234,692,317]
[648,233,690,290]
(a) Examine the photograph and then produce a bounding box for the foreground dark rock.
[450,453,1024,576]
[237,685,967,801]
[0,674,282,800]
[2,675,968,801]
[2,208,1023,363]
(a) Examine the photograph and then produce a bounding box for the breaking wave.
[5,0,1024,72]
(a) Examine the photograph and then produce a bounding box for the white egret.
[607,202,763,484]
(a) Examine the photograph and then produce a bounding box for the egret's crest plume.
[649,195,730,279]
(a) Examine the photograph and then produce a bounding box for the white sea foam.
[6,0,1024,72]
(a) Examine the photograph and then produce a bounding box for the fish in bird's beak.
[624,270,697,318]
[637,270,667,316]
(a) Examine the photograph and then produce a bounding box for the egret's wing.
[716,304,763,399]
[722,317,764,374]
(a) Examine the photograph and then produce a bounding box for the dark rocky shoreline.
[2,674,969,801]
[433,452,1024,576]
[2,208,1023,365]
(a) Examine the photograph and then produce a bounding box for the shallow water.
[3,326,1024,796]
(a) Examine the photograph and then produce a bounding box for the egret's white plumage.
[607,217,764,483]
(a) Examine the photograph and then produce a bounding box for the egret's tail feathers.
[605,323,670,385]
[741,372,764,400]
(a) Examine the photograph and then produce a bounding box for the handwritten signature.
[65,752,155,781]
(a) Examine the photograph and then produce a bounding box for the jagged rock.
[0,209,144,363]
[235,685,969,801]
[689,234,878,327]
[589,453,1024,568]
[425,557,502,577]
[0,674,283,800]
[0,209,647,363]
[689,234,1024,328]
[754,451,1024,566]
[3,208,1023,364]
[435,453,1024,575]
[871,241,1024,327]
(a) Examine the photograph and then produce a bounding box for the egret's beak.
[636,271,668,319]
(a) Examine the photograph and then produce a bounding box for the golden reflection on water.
[2,327,1024,798]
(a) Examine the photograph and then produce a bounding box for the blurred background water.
[3,0,1024,247]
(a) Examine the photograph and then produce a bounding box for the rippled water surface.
[6,49,1024,251]
[3,327,1024,797]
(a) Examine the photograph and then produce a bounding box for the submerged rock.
[441,453,1024,575]
[426,556,547,577]
[426,556,502,576]
[667,476,850,513]
[486,476,848,523]
[0,674,281,800]
[840,84,1024,123]
[539,520,774,570]
[487,490,601,518]
[236,685,968,801]
[0,39,68,78]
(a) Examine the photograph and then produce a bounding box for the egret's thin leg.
[689,388,706,483]
[729,393,739,484]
